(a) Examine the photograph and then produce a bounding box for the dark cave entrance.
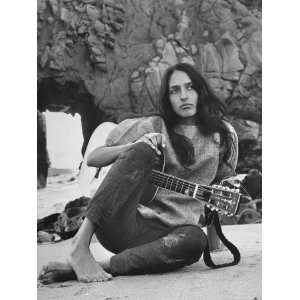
[37,78,107,189]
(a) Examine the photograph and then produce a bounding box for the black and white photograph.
[3,1,300,299]
[35,0,263,299]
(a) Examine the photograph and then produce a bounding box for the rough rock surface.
[37,0,262,175]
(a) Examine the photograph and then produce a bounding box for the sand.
[37,224,261,300]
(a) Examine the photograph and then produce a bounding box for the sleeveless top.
[105,116,238,227]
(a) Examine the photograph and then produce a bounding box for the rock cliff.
[37,0,262,183]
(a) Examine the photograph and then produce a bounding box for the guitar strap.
[203,210,241,268]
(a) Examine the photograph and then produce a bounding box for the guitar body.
[78,122,117,198]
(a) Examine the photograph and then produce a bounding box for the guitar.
[148,168,241,217]
[78,122,240,216]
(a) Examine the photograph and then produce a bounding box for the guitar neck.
[150,169,209,203]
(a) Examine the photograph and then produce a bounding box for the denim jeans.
[86,142,208,275]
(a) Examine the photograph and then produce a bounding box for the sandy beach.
[38,172,82,219]
[38,174,261,300]
[37,224,261,300]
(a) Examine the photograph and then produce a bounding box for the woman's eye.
[169,88,179,95]
[186,83,193,90]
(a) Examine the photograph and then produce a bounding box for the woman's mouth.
[180,104,193,109]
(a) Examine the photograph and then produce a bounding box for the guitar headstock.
[206,185,241,216]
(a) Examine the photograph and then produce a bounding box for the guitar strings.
[151,171,212,195]
[151,170,237,193]
[151,171,239,199]
[150,171,237,213]
[151,171,211,193]
[151,172,224,209]
[151,171,196,190]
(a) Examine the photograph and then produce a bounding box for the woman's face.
[168,70,198,120]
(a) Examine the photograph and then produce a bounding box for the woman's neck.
[178,117,197,126]
[175,122,200,140]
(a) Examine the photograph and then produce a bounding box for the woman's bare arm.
[87,144,133,168]
[87,133,166,168]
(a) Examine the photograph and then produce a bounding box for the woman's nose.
[180,88,188,100]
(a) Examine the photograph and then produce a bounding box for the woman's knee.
[119,142,158,167]
[165,225,208,261]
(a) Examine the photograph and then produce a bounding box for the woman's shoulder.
[117,114,163,127]
[106,114,164,146]
[120,114,164,132]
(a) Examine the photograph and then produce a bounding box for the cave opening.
[37,78,107,188]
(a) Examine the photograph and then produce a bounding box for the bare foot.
[38,262,76,285]
[68,246,113,283]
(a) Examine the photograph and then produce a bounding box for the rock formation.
[37,111,50,189]
[37,0,262,184]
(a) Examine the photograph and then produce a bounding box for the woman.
[39,63,238,284]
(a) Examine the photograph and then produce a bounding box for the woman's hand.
[135,133,166,156]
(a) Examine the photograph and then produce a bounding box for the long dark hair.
[159,63,233,167]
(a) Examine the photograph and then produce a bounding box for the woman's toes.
[39,273,54,285]
[38,262,75,284]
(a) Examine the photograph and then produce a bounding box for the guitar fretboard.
[150,169,208,202]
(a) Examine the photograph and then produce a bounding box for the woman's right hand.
[135,133,166,156]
